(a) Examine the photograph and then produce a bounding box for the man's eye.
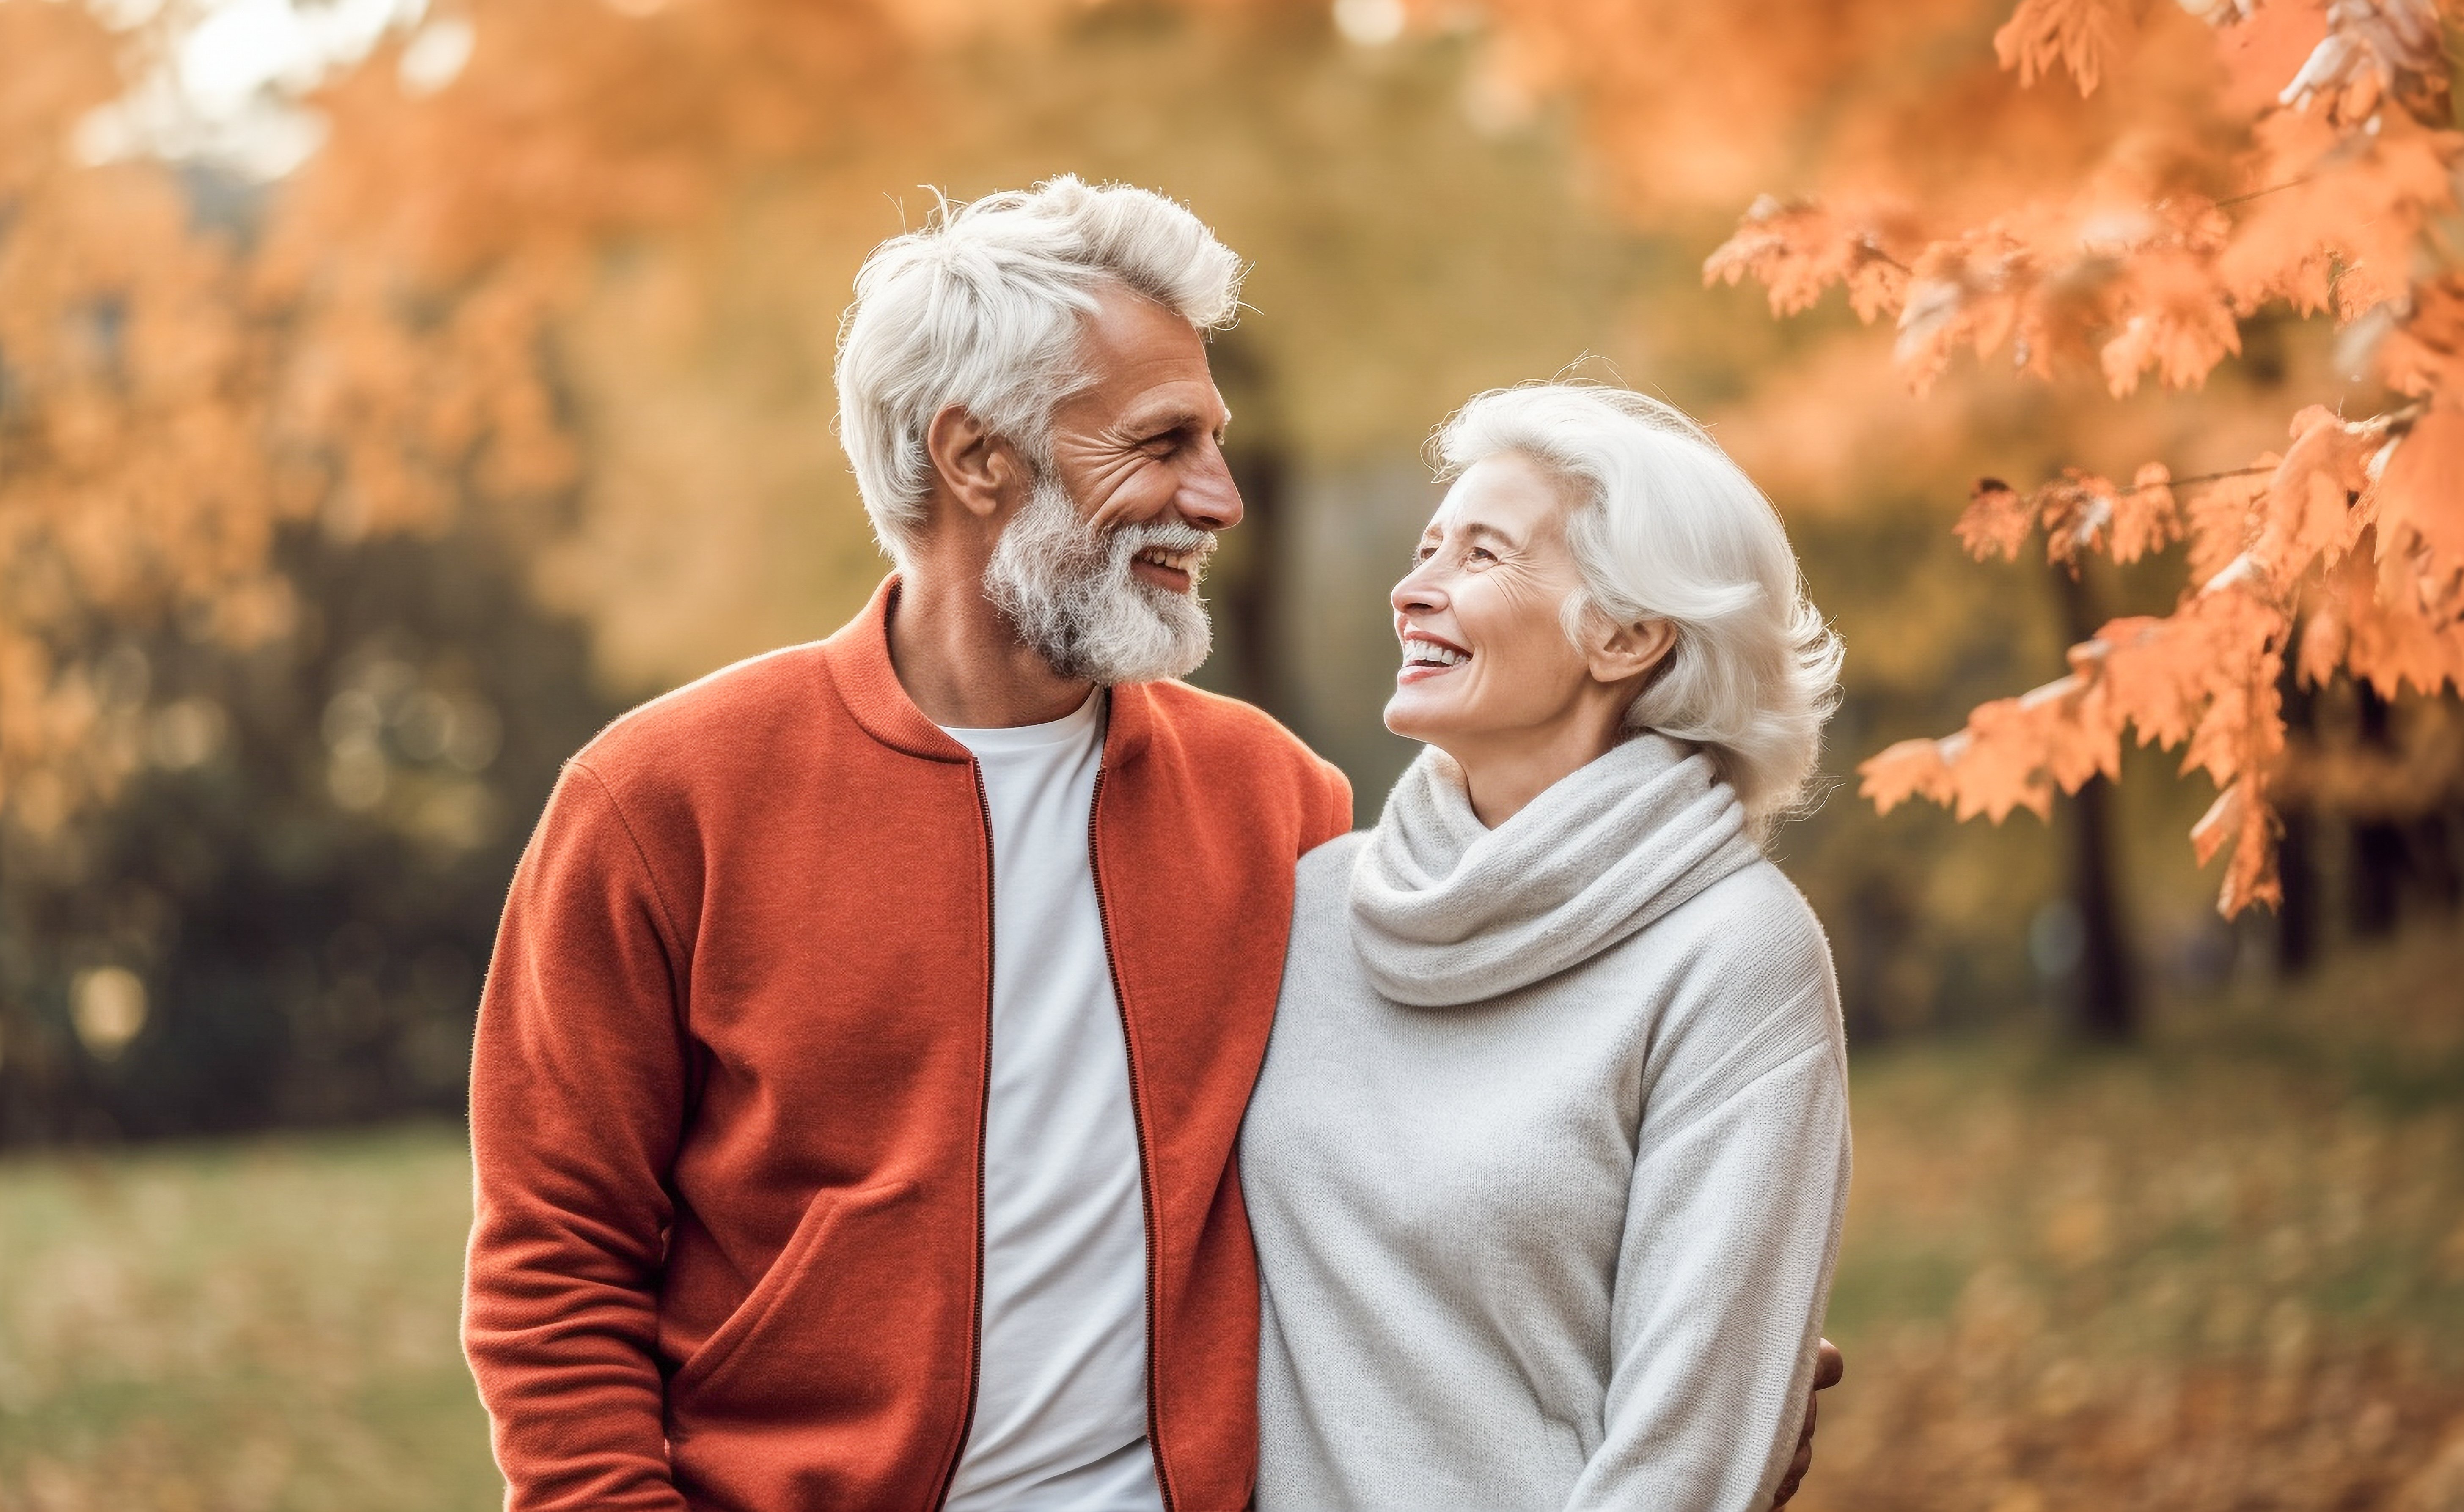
[1467,546,1497,564]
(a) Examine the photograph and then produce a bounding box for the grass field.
[3,930,2461,1511]
[1801,926,2464,1512]
[0,1126,496,1512]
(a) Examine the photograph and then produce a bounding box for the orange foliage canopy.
[7,0,2455,922]
[0,0,294,833]
[0,0,921,833]
[1496,0,2462,915]
[1861,1,2458,916]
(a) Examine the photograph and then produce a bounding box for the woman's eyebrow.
[1460,521,1520,549]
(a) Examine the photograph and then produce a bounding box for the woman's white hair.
[1434,383,1844,840]
[835,176,1243,565]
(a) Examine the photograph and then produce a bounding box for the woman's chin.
[1382,689,1457,745]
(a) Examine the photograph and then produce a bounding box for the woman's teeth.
[1404,644,1467,667]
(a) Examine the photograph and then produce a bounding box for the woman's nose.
[1392,562,1446,616]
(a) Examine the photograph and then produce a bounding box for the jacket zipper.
[930,759,1000,1511]
[1085,766,1177,1512]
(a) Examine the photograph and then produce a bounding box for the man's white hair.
[1434,384,1845,840]
[834,176,1243,565]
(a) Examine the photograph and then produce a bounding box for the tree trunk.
[2274,650,2319,975]
[2275,806,2320,975]
[1204,337,1295,724]
[2052,565,2140,1040]
[2064,773,2140,1040]
[2347,684,2405,938]
[1221,441,1290,720]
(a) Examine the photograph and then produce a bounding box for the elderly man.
[464,177,1833,1511]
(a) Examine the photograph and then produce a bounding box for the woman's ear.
[1583,615,1676,688]
[924,403,1027,521]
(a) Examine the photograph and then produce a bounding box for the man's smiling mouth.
[1130,543,1203,591]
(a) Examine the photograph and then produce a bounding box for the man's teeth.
[1137,548,1193,571]
[1405,643,1467,667]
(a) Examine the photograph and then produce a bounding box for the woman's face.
[1385,453,1601,749]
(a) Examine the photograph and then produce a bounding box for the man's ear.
[1583,613,1677,689]
[924,403,1027,521]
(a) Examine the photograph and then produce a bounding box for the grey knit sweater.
[1240,734,1851,1512]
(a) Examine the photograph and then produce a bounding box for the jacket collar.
[822,574,1155,768]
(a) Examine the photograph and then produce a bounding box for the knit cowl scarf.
[1348,732,1765,1009]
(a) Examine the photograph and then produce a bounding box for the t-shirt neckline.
[937,688,1107,755]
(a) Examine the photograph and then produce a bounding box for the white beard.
[984,475,1216,684]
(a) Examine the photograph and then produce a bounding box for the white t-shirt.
[939,692,1163,1512]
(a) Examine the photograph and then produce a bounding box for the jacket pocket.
[668,1177,916,1403]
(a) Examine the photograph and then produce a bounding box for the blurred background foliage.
[1,0,2461,1504]
[4,0,2453,1135]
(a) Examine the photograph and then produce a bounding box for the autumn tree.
[23,0,2446,1095]
[0,0,936,840]
[7,0,1675,1129]
[1473,0,2461,923]
[0,0,935,1133]
[0,0,295,839]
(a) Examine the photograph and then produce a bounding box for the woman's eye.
[1467,546,1497,564]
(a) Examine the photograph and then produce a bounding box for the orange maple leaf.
[2184,464,2272,581]
[2099,246,2242,395]
[2378,272,2464,397]
[2372,409,2464,619]
[1956,478,2035,561]
[2252,404,2376,586]
[2180,630,2286,791]
[2214,0,2329,121]
[1954,689,2072,821]
[2221,108,2463,321]
[2096,612,2206,751]
[2191,777,2282,914]
[2110,462,2181,563]
[1896,228,2044,392]
[1859,737,1956,816]
[1994,0,2136,95]
[1702,197,1913,322]
[2318,543,2464,697]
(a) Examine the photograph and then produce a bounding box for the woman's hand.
[1770,1339,1845,1507]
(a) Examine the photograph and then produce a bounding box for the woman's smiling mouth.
[1398,632,1471,683]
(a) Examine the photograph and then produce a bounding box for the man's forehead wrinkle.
[1073,284,1208,366]
[1090,347,1216,392]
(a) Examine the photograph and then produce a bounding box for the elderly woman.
[1240,383,1851,1511]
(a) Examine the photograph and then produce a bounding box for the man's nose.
[1177,439,1244,532]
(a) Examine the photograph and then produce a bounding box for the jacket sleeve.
[1563,906,1852,1512]
[464,760,693,1512]
[1301,757,1355,853]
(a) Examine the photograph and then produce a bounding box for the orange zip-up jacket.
[464,578,1353,1511]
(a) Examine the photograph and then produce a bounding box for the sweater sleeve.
[464,760,693,1512]
[1564,897,1852,1512]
